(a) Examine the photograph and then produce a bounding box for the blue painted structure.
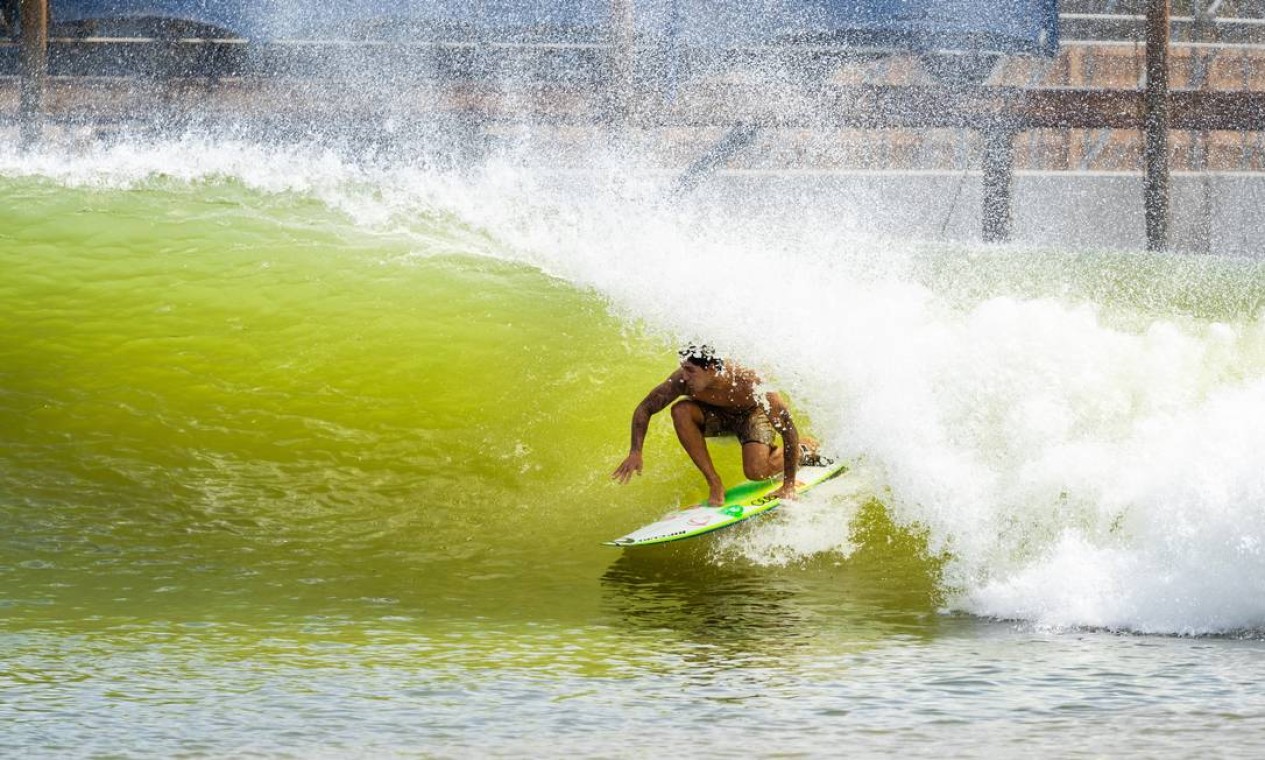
[45,1,254,36]
[44,1,1057,54]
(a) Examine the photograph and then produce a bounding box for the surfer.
[612,344,819,506]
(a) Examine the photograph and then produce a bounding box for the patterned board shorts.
[699,403,776,447]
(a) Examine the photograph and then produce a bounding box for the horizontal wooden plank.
[650,84,1265,131]
[2,77,1264,132]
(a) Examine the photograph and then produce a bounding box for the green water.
[1,177,687,624]
[5,173,1265,757]
[0,179,931,632]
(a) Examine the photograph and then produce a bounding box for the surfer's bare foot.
[707,481,725,506]
[772,482,802,500]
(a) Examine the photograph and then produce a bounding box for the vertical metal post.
[609,0,635,123]
[19,0,49,148]
[982,128,1015,243]
[1143,0,1171,252]
[1191,0,1218,254]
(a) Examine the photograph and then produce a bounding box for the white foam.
[967,376,1265,634]
[7,135,1265,633]
[710,468,872,567]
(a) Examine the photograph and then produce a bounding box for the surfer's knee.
[670,399,703,428]
[742,444,779,480]
[743,461,778,480]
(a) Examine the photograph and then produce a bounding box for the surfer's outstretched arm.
[612,372,686,483]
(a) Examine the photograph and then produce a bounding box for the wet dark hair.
[678,343,724,371]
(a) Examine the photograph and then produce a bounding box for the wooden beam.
[1144,0,1171,252]
[655,84,1265,131]
[3,76,1264,134]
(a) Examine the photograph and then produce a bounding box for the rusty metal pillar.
[1143,0,1171,252]
[982,128,1015,243]
[19,0,49,148]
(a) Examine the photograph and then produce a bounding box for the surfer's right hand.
[612,452,643,483]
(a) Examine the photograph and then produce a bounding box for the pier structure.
[5,1,1265,253]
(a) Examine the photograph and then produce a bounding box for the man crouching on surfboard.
[612,344,819,506]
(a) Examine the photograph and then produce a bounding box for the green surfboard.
[605,460,848,547]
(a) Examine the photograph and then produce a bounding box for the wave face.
[3,136,1265,635]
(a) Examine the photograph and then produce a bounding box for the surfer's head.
[679,344,724,393]
[679,343,723,371]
